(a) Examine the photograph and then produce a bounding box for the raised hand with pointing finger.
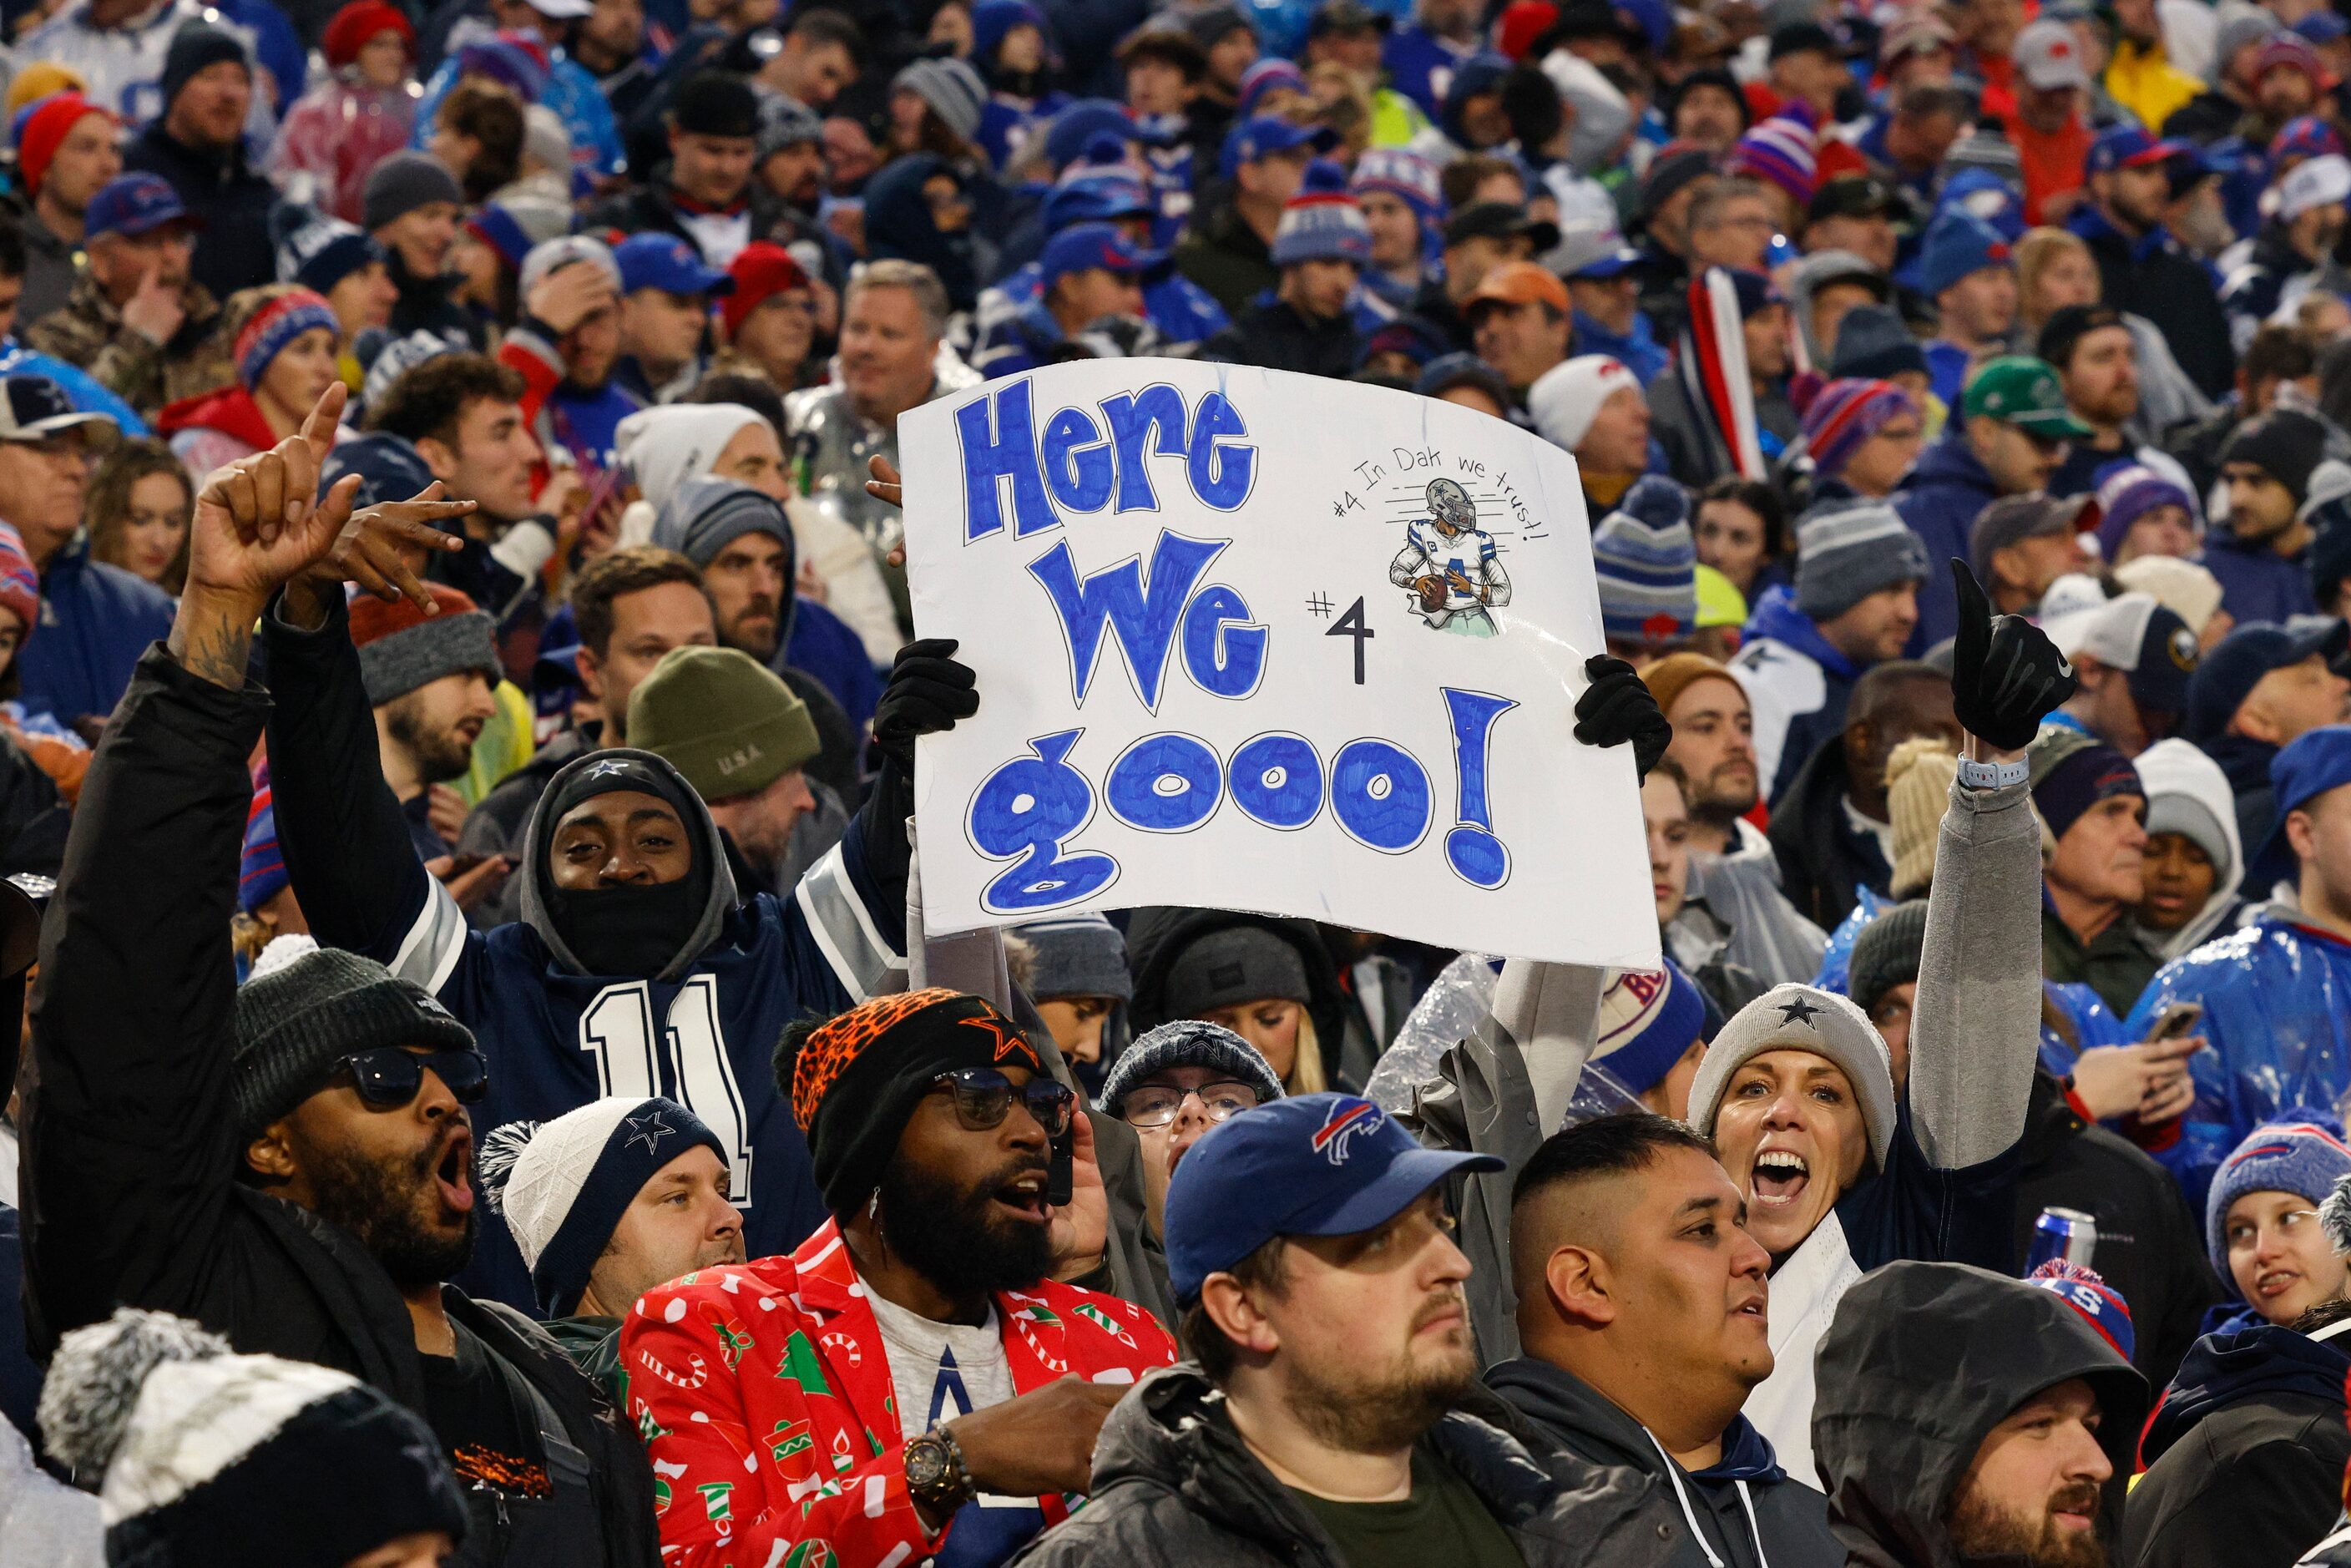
[170,382,473,690]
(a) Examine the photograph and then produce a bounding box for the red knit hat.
[322,0,415,70]
[720,241,811,340]
[16,93,112,199]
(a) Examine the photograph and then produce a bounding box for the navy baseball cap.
[613,232,735,298]
[1039,220,1170,286]
[86,173,196,240]
[2273,724,2351,826]
[1163,1092,1502,1306]
[1220,115,1337,180]
[2184,619,2350,740]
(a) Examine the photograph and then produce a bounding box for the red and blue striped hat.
[2025,1259,2136,1364]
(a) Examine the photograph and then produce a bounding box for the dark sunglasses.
[928,1067,1074,1138]
[338,1046,489,1110]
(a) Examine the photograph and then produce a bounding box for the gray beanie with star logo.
[1686,982,1898,1171]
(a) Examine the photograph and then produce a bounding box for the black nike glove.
[1574,654,1672,781]
[872,637,979,767]
[1949,559,2076,751]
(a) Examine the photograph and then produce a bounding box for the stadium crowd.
[1,0,2351,1563]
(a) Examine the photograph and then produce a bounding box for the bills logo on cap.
[1312,1097,1383,1166]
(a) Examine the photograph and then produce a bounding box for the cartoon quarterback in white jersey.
[1389,476,1511,636]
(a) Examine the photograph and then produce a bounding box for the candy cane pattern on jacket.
[623,1217,1176,1567]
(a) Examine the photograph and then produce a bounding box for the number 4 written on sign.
[1327,595,1372,685]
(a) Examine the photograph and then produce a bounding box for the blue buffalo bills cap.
[1219,114,1338,180]
[613,232,735,298]
[2271,723,2351,827]
[86,172,196,240]
[1039,220,1171,286]
[1163,1092,1502,1305]
[2088,124,2180,175]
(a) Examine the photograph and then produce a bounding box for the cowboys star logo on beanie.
[478,1095,729,1316]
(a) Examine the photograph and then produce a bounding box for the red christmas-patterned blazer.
[619,1217,1177,1567]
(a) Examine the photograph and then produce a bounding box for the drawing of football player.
[1388,477,1511,636]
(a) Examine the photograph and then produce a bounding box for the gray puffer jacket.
[1009,1363,1708,1568]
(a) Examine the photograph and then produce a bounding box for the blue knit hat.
[1919,209,2014,298]
[1591,476,1697,648]
[2206,1116,2351,1282]
[1271,159,1372,267]
[1589,961,1706,1098]
[1098,1019,1282,1115]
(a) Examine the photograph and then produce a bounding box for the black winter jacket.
[18,647,659,1565]
[2013,1070,2223,1393]
[121,123,276,300]
[1008,1362,1707,1568]
[2119,1318,2351,1568]
[1767,733,1891,930]
[1479,1358,1843,1568]
[1201,298,1365,380]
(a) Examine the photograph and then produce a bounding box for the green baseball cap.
[627,645,821,802]
[1960,355,2093,438]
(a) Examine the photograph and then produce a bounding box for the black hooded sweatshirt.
[1477,1358,1844,1568]
[1812,1261,2148,1568]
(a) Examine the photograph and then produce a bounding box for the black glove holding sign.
[1574,655,1672,780]
[1948,559,2077,750]
[865,637,981,910]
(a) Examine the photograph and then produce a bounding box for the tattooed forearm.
[167,598,256,691]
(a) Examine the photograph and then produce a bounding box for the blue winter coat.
[2124,910,2351,1212]
[1894,432,2000,655]
[18,536,174,726]
[2199,530,2318,625]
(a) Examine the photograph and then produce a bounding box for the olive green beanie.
[626,645,821,802]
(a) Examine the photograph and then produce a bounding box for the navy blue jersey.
[382,822,903,1311]
[260,597,908,1315]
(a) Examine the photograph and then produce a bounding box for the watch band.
[1956,756,2029,791]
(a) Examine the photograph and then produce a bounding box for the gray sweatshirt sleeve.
[1909,776,2043,1171]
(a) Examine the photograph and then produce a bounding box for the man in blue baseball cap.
[2183,617,2350,883]
[1018,1090,1693,1568]
[984,220,1168,377]
[2128,723,2351,1211]
[611,232,734,406]
[2067,123,2234,400]
[1174,114,1337,317]
[25,169,230,421]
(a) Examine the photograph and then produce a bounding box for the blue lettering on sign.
[964,689,1516,914]
[1105,733,1221,832]
[965,730,1119,912]
[1330,739,1433,853]
[1442,690,1519,888]
[1229,732,1324,829]
[1028,532,1228,711]
[955,377,1059,542]
[1178,584,1267,700]
[958,380,1258,540]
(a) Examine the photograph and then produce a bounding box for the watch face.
[906,1440,946,1489]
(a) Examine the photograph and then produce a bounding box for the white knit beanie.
[1528,355,1642,453]
[614,402,771,515]
[479,1095,728,1316]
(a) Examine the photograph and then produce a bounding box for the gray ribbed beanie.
[362,151,465,234]
[1794,501,1931,620]
[1098,1020,1282,1115]
[231,948,477,1136]
[1686,983,1898,1170]
[892,57,987,142]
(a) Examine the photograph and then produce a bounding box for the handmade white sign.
[901,359,1658,967]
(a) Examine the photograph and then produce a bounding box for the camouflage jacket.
[23,272,230,417]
